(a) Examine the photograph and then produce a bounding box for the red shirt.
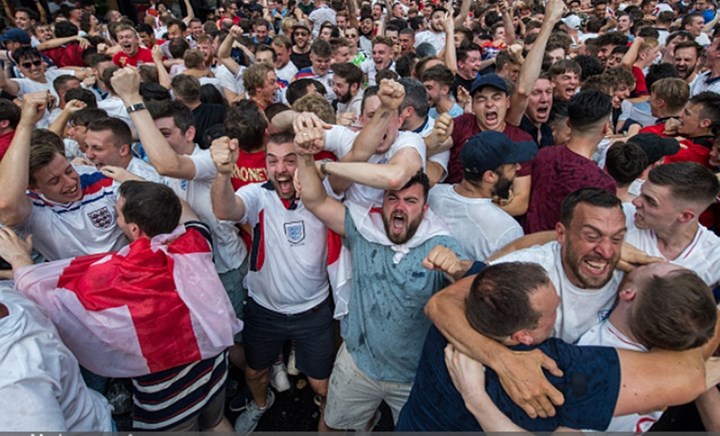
[0,130,15,162]
[447,113,534,184]
[113,47,154,67]
[524,145,617,233]
[631,65,648,97]
[43,44,85,68]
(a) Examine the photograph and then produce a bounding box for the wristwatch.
[126,102,147,113]
[320,159,331,176]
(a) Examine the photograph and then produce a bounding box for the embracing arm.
[0,66,20,96]
[297,151,346,235]
[426,275,565,418]
[499,174,531,216]
[322,146,423,191]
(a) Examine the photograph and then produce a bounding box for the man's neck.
[404,115,425,132]
[566,134,601,159]
[607,306,642,345]
[655,220,700,260]
[437,95,454,114]
[294,44,310,53]
[457,70,475,81]
[454,180,492,199]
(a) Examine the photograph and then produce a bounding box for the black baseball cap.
[460,131,537,176]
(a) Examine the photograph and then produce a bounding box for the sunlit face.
[197,41,214,63]
[373,4,383,20]
[372,43,393,69]
[673,46,699,79]
[686,15,705,37]
[320,26,333,41]
[34,25,53,41]
[399,32,414,54]
[116,29,139,56]
[310,52,331,75]
[360,17,374,34]
[526,78,554,125]
[29,153,82,203]
[385,29,399,45]
[557,203,626,289]
[547,47,566,64]
[154,116,193,152]
[266,141,298,199]
[255,49,274,66]
[293,27,310,47]
[14,11,34,30]
[472,87,510,131]
[553,70,579,102]
[332,46,351,63]
[381,182,428,244]
[190,21,204,37]
[337,15,347,29]
[678,101,709,137]
[617,15,632,32]
[345,28,359,47]
[458,49,482,79]
[632,181,683,232]
[84,129,128,168]
[16,56,45,81]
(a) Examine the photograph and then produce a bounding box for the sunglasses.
[20,59,42,69]
[294,31,309,36]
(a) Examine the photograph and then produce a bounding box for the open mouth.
[275,175,293,195]
[391,212,406,234]
[536,105,549,117]
[582,257,610,276]
[484,111,498,124]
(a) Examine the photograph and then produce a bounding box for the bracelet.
[126,102,147,113]
[320,158,331,176]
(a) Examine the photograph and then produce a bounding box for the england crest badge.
[284,221,305,245]
[87,206,114,229]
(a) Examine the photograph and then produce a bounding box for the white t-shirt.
[323,125,427,207]
[127,156,165,184]
[237,182,329,314]
[13,68,75,100]
[689,70,720,97]
[308,5,337,37]
[429,184,523,261]
[493,241,623,343]
[577,319,661,432]
[414,30,446,54]
[277,61,299,84]
[165,146,247,273]
[0,287,113,431]
[98,96,135,132]
[20,165,128,261]
[412,116,450,182]
[625,225,720,288]
[213,63,245,97]
[361,59,395,86]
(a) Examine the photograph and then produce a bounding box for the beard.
[382,209,424,244]
[337,87,353,104]
[493,173,513,200]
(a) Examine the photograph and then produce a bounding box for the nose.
[594,237,614,259]
[631,196,642,208]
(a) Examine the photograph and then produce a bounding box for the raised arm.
[499,0,516,45]
[110,68,197,179]
[295,129,347,235]
[217,26,243,75]
[48,99,86,137]
[183,0,195,23]
[37,35,86,51]
[0,94,46,226]
[347,0,359,29]
[620,36,643,71]
[348,79,404,162]
[454,0,472,28]
[152,45,171,89]
[507,0,564,126]
[443,5,457,74]
[209,136,246,221]
[426,276,565,419]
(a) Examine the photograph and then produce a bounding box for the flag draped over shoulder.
[14,225,242,378]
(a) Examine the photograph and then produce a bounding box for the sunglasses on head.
[20,60,42,69]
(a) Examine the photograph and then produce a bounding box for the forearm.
[217,34,235,60]
[37,36,80,51]
[697,387,720,431]
[444,25,457,73]
[0,121,33,225]
[487,231,554,262]
[502,13,515,44]
[455,0,471,28]
[48,109,72,136]
[0,68,19,96]
[322,160,417,191]
[464,392,527,431]
[350,107,396,160]
[211,173,243,221]
[155,59,171,89]
[621,40,641,70]
[298,154,329,209]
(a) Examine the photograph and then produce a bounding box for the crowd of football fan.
[0,0,719,432]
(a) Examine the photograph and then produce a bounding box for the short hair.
[256,44,277,62]
[183,48,205,69]
[136,23,154,35]
[54,20,79,38]
[28,143,63,185]
[12,46,41,63]
[224,100,267,152]
[421,64,455,88]
[0,98,21,129]
[682,12,703,29]
[647,162,720,208]
[272,34,292,49]
[166,18,187,32]
[605,141,648,186]
[268,131,295,147]
[582,73,614,95]
[547,32,571,53]
[138,64,159,83]
[595,31,628,48]
[168,37,190,59]
[466,262,551,341]
[559,188,622,228]
[64,88,98,108]
[495,50,519,71]
[395,53,419,78]
[140,82,171,101]
[548,59,582,78]
[102,65,120,93]
[457,42,482,63]
[573,55,603,81]
[399,77,429,118]
[199,84,227,105]
[292,93,336,124]
[372,35,394,48]
[310,39,332,58]
[15,6,38,21]
[329,37,350,53]
[690,91,720,127]
[645,63,679,89]
[119,181,181,237]
[52,75,80,94]
[286,78,326,105]
[397,171,430,201]
[332,62,363,86]
[630,268,717,350]
[242,63,275,96]
[674,40,701,57]
[360,85,379,115]
[31,129,64,154]
[650,78,689,113]
[87,117,132,147]
[376,68,399,82]
[605,67,636,88]
[69,108,108,127]
[147,99,196,133]
[171,74,202,103]
[568,89,612,130]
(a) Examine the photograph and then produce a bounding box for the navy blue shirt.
[396,326,621,431]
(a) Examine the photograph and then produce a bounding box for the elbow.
[425,293,442,322]
[385,166,416,191]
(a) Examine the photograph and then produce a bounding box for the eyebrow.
[581,224,627,236]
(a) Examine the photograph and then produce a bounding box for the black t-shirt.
[291,50,312,70]
[193,103,227,147]
[452,74,475,100]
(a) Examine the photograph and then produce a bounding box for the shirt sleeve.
[323,125,358,158]
[189,149,217,182]
[0,382,69,431]
[236,183,261,225]
[390,131,427,166]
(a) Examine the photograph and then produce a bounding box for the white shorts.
[323,343,413,430]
